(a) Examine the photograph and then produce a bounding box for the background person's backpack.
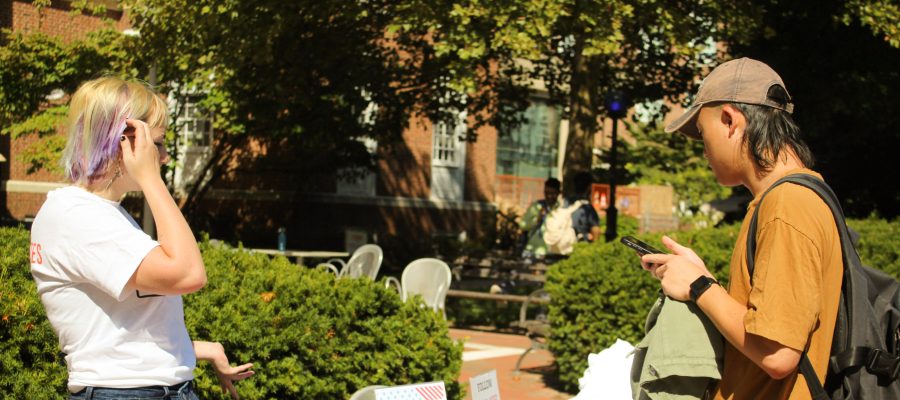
[747,174,900,400]
[543,200,585,255]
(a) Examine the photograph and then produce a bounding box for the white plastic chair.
[383,276,402,293]
[317,244,383,280]
[348,385,387,400]
[401,258,452,317]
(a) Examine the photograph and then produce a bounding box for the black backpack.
[746,173,900,399]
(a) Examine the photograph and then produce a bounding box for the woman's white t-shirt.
[29,186,195,392]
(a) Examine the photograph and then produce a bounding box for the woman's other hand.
[193,341,255,399]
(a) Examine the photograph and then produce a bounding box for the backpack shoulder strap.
[745,174,855,281]
[745,173,852,400]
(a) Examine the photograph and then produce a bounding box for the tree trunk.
[177,133,236,217]
[562,33,597,197]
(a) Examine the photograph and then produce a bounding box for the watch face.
[690,276,717,301]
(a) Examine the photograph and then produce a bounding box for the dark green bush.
[446,297,520,329]
[0,226,67,399]
[188,241,463,399]
[546,217,900,393]
[0,227,463,399]
[848,216,900,278]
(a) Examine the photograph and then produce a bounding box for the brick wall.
[378,114,497,203]
[6,192,46,220]
[4,127,67,219]
[465,123,497,203]
[378,115,433,199]
[1,1,128,221]
[9,1,127,42]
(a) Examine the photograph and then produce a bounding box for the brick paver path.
[450,328,573,400]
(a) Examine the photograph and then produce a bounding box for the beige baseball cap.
[665,57,794,139]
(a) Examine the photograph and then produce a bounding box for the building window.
[337,95,378,197]
[496,97,561,208]
[178,101,213,147]
[432,119,464,168]
[430,109,467,201]
[169,95,213,194]
[336,137,378,197]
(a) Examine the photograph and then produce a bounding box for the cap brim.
[664,103,703,140]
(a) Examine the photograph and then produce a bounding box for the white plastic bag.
[572,339,635,400]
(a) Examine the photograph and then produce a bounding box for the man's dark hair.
[730,102,815,172]
[544,177,561,190]
[573,172,593,194]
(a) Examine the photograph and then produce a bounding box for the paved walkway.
[450,328,574,400]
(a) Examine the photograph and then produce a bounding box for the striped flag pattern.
[415,383,446,400]
[375,381,447,400]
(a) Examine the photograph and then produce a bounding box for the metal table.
[249,248,349,266]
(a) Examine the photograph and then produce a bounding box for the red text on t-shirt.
[30,242,43,265]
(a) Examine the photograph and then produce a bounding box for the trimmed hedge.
[187,240,463,399]
[849,216,900,278]
[0,227,67,399]
[546,217,900,393]
[0,227,463,399]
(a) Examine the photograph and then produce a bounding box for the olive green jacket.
[631,293,724,400]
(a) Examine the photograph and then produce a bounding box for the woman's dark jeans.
[67,380,198,400]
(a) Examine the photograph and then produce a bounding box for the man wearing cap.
[640,58,842,399]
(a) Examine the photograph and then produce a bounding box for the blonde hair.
[61,76,168,185]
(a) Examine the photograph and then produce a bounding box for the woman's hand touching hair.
[119,119,162,187]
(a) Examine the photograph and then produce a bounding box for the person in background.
[568,171,601,242]
[519,177,562,258]
[29,77,254,400]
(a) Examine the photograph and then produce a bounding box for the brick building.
[0,0,129,223]
[1,1,672,266]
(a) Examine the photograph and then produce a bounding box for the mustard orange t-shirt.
[714,169,843,400]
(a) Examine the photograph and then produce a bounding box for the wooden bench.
[449,255,552,283]
[447,289,550,304]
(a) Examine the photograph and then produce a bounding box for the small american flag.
[374,381,447,400]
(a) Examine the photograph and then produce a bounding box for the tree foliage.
[727,0,900,218]
[841,0,900,48]
[121,0,519,213]
[2,0,897,218]
[0,28,136,131]
[393,0,761,191]
[621,121,731,226]
[0,26,139,174]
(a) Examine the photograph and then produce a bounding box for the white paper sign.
[374,381,447,400]
[469,370,501,400]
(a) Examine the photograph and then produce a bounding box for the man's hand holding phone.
[620,236,665,257]
[637,235,714,302]
[620,235,667,270]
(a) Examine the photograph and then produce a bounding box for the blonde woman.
[29,77,254,399]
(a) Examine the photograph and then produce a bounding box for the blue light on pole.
[605,90,629,119]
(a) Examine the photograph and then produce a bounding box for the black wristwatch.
[689,276,719,302]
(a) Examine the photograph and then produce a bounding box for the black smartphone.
[620,236,664,256]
